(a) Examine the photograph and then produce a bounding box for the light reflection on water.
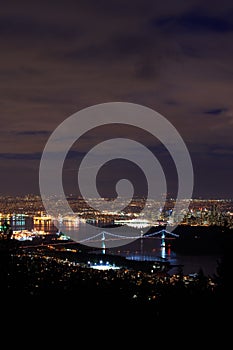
[57,221,221,277]
[109,238,220,277]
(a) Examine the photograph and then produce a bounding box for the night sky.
[0,0,233,199]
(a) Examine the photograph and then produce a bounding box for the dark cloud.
[16,130,51,136]
[0,152,41,160]
[204,108,228,115]
[153,11,233,33]
[0,150,86,161]
[210,146,233,157]
[0,15,79,39]
[60,34,157,63]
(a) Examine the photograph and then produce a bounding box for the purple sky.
[0,0,233,199]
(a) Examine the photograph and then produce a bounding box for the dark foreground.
[1,239,232,325]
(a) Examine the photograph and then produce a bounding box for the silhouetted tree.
[212,239,233,317]
[214,252,232,294]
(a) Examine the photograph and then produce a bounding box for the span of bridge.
[79,228,179,251]
[18,228,179,250]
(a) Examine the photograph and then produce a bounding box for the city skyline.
[0,0,233,199]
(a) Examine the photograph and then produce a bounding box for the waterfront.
[8,217,225,277]
[56,221,223,277]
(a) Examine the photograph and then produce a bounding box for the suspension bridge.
[16,227,179,253]
[79,229,179,253]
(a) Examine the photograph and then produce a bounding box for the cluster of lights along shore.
[0,196,232,237]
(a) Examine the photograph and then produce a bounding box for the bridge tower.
[161,229,166,247]
[101,232,106,254]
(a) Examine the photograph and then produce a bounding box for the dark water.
[108,238,221,277]
[56,221,222,277]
